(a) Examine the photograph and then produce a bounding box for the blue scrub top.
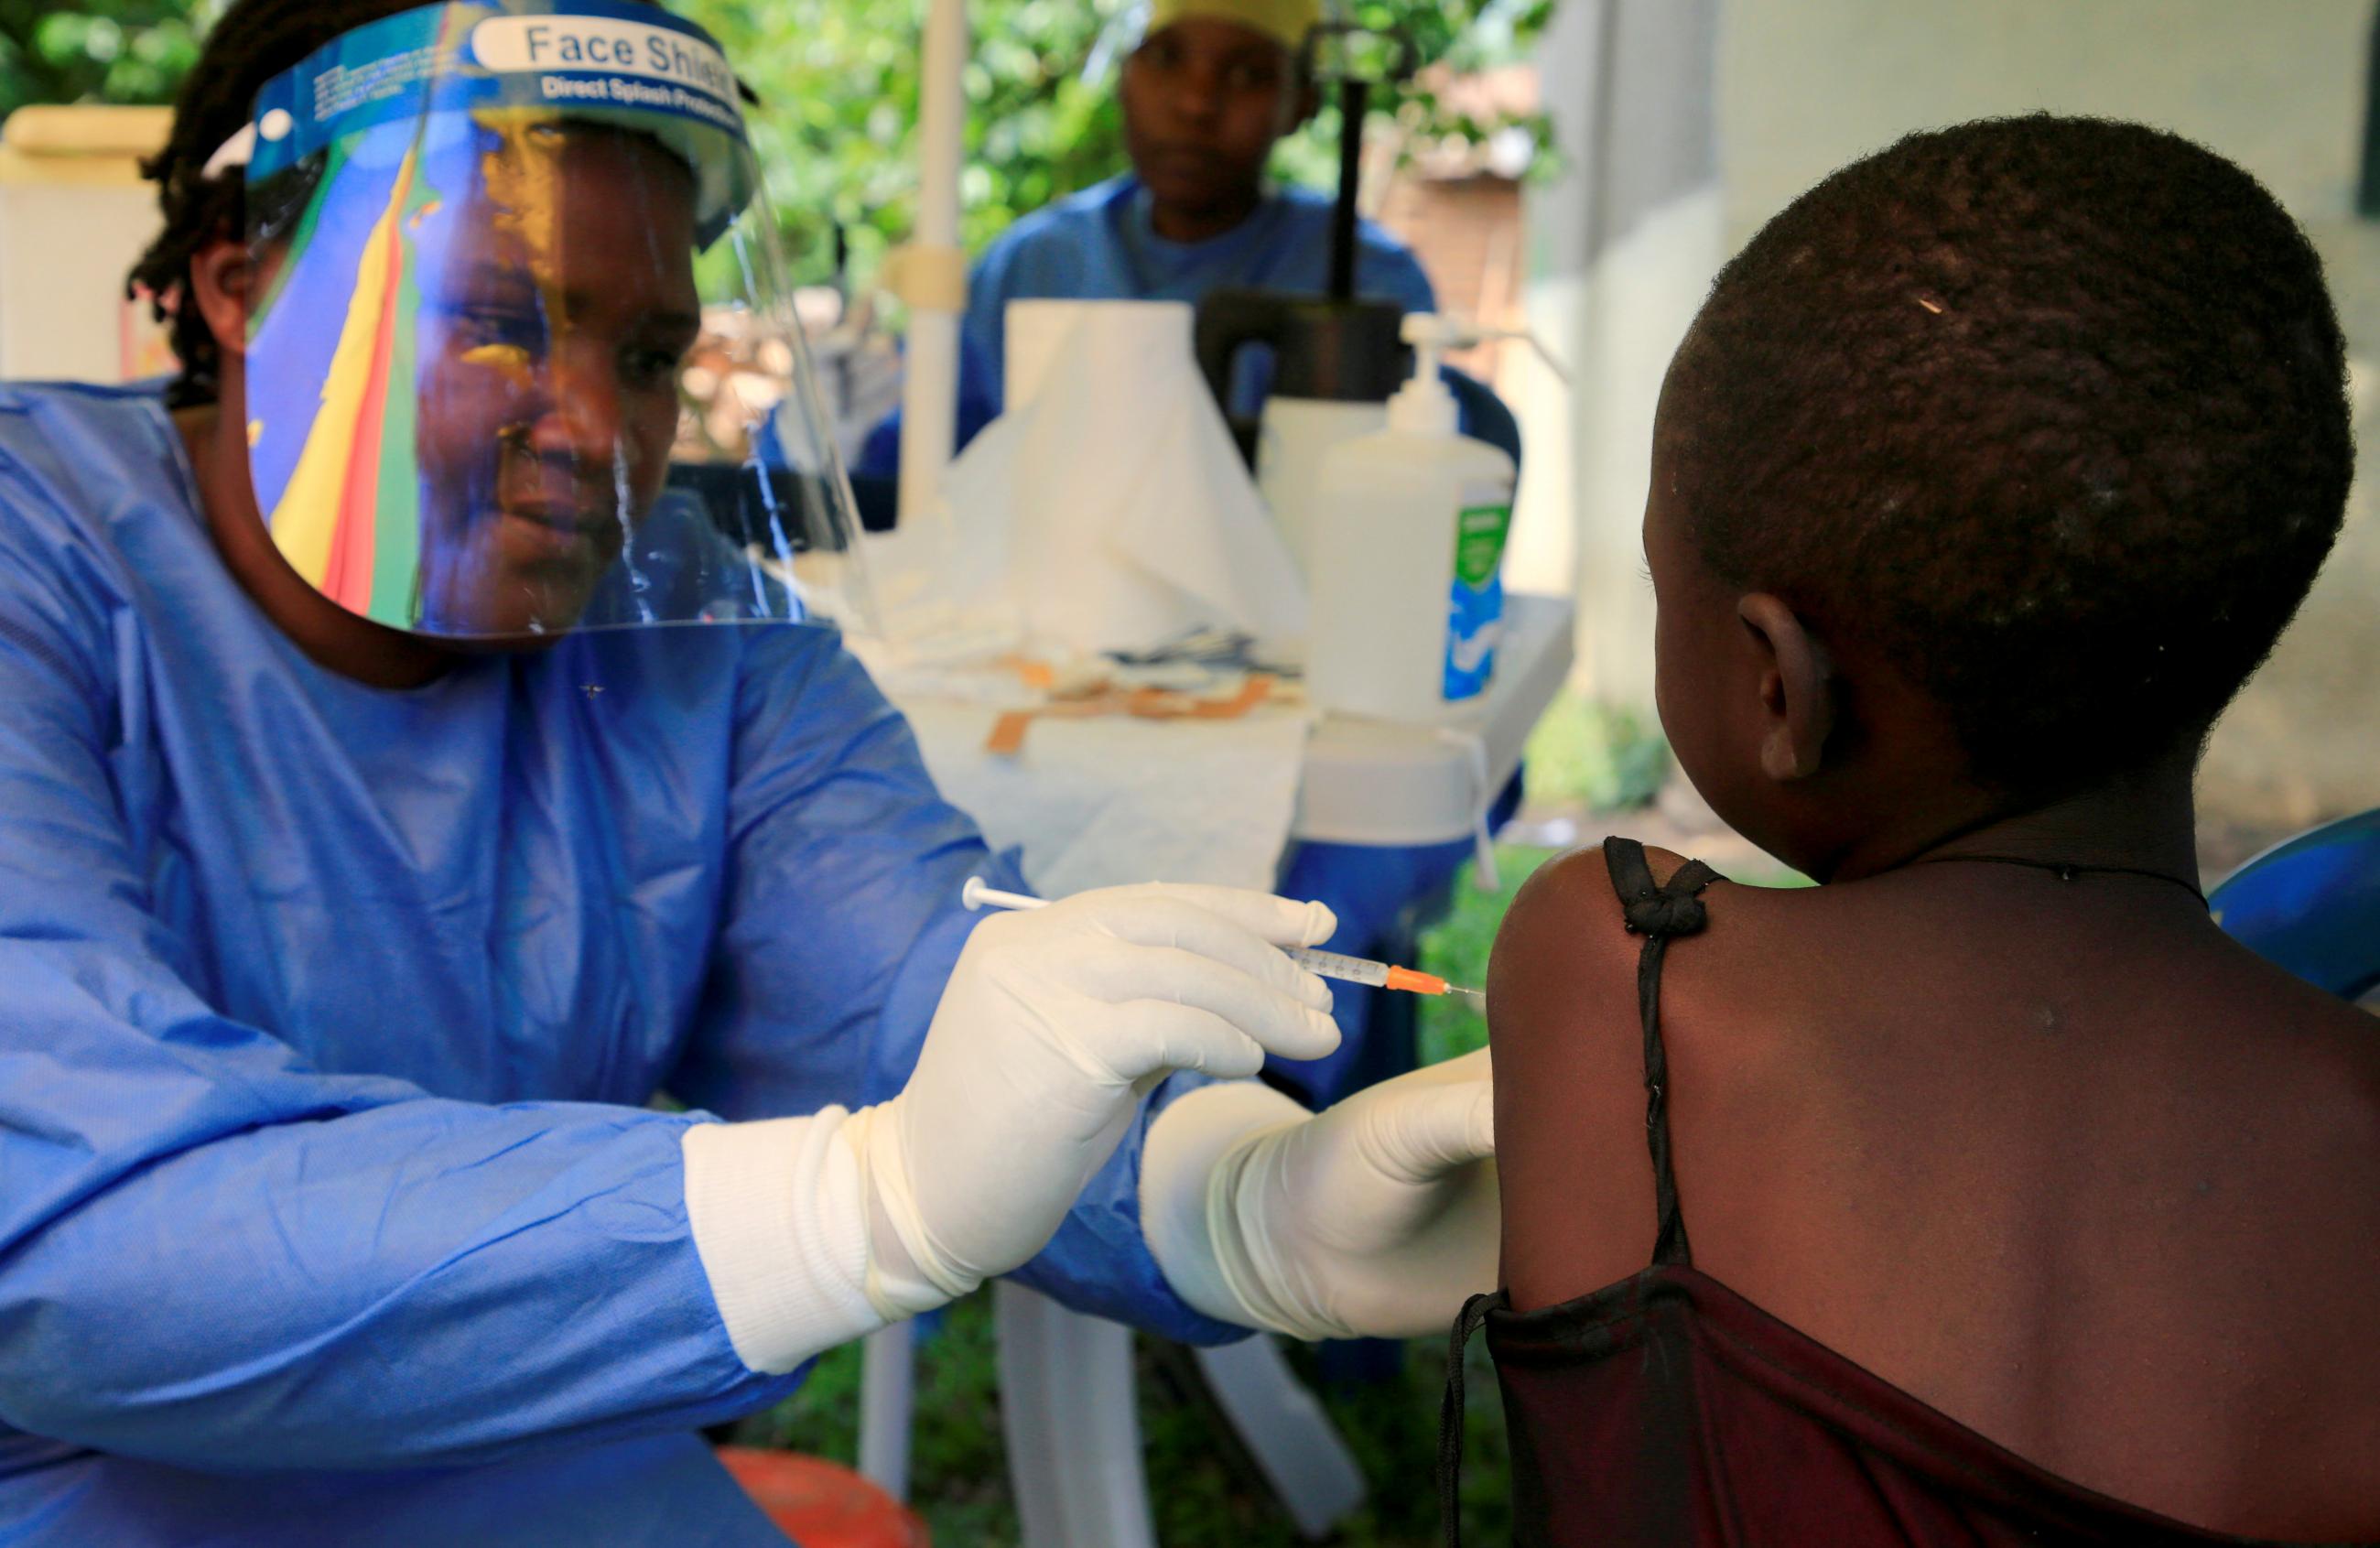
[0,381,1238,1546]
[859,173,1439,474]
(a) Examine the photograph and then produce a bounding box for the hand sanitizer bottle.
[1304,314,1518,723]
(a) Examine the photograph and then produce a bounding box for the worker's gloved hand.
[1139,1048,1498,1340]
[844,882,1342,1321]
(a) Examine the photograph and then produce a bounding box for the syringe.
[961,877,1484,999]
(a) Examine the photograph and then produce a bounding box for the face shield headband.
[213,0,875,642]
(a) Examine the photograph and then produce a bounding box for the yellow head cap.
[1143,0,1322,54]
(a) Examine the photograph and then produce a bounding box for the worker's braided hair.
[128,0,665,407]
[1667,114,2352,798]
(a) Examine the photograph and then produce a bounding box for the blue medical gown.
[857,174,1439,475]
[0,381,1239,1545]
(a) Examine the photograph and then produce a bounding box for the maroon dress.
[1439,839,2370,1547]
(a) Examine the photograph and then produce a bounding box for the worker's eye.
[619,341,687,392]
[445,303,544,352]
[1225,60,1280,91]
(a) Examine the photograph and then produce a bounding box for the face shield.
[224,0,873,641]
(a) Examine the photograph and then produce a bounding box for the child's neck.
[1834,751,2201,887]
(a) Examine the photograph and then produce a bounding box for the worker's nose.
[1170,62,1225,124]
[523,341,627,470]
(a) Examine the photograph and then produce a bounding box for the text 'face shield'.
[239,0,873,641]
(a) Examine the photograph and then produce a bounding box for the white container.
[1254,395,1387,580]
[1305,318,1516,724]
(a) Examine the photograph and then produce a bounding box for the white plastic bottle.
[1256,396,1389,580]
[1304,315,1518,723]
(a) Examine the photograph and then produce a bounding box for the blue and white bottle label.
[1444,489,1513,701]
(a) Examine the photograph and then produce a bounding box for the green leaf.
[10,0,1549,298]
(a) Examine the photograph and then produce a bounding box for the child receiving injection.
[1455,115,2380,1543]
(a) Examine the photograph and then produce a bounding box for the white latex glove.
[1140,1048,1498,1340]
[686,882,1341,1371]
[846,882,1340,1320]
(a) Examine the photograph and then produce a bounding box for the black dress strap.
[1436,839,1721,1548]
[1604,837,1717,1269]
[1437,1289,1505,1548]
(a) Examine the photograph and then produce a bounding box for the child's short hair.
[1666,114,2352,796]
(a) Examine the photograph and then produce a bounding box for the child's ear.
[1736,593,1834,782]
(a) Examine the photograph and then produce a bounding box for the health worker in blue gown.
[861,0,1517,1110]
[857,0,1438,471]
[0,4,1499,1544]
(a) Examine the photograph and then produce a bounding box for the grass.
[1418,843,1560,1066]
[735,1296,1515,1546]
[731,844,1558,1544]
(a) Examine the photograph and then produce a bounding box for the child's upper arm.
[1488,841,1694,1308]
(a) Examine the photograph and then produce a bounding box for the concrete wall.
[0,107,175,384]
[1711,0,2380,824]
[1516,0,1723,713]
[1721,3,2369,243]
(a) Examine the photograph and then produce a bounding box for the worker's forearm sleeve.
[682,1111,883,1372]
[0,1014,802,1472]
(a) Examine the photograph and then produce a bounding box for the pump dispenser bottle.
[1304,314,1518,723]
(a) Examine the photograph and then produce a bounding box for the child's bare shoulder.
[1487,840,1715,1297]
[1486,840,1710,1066]
[1488,842,1709,1017]
[1487,835,1790,1090]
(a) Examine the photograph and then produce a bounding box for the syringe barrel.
[1286,947,1390,989]
[963,882,1409,989]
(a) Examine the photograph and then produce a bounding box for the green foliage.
[0,0,221,117]
[6,0,1547,291]
[673,0,1135,289]
[658,0,1553,290]
[1521,689,1672,812]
